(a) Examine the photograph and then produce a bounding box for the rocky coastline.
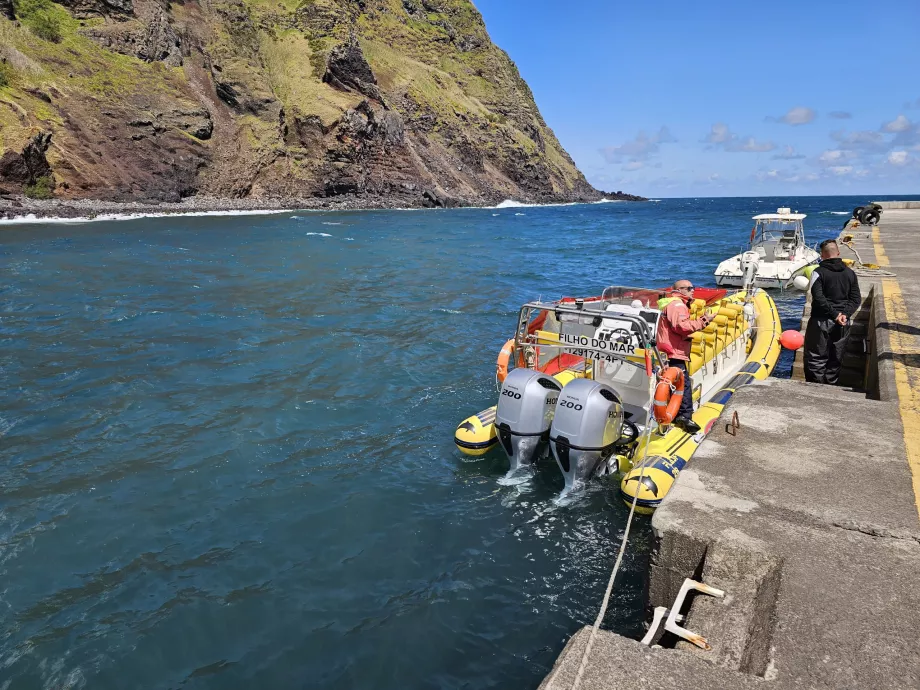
[0,189,647,222]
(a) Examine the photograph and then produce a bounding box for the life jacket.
[657,295,686,310]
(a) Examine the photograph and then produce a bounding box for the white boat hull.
[714,252,818,290]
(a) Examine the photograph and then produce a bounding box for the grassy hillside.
[0,0,607,205]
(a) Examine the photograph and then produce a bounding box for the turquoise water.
[0,196,905,689]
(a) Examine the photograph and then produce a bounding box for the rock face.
[0,0,640,205]
[323,40,384,103]
[84,1,183,67]
[0,131,53,185]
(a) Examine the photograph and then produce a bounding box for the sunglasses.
[677,286,695,292]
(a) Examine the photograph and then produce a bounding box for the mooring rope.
[543,386,659,690]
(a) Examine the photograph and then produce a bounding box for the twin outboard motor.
[549,379,624,491]
[495,368,562,471]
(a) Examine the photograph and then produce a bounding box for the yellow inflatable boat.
[454,285,782,511]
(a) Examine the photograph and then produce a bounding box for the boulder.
[322,40,383,103]
[156,107,213,140]
[0,131,53,186]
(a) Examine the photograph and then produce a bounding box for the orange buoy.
[496,339,515,383]
[653,366,685,425]
[779,330,805,350]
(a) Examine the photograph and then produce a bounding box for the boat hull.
[714,254,818,289]
[619,289,781,513]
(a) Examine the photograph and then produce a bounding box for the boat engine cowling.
[495,368,561,471]
[549,379,624,491]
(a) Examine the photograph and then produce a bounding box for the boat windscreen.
[601,286,662,310]
[755,219,801,242]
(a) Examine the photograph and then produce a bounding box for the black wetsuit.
[804,258,861,384]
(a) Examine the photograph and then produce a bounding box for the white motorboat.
[714,207,819,290]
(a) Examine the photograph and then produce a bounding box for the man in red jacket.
[656,280,714,433]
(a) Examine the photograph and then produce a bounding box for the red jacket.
[656,296,707,361]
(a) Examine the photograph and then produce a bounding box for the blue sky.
[474,0,920,197]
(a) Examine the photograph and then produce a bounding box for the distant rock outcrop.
[323,40,384,103]
[84,1,183,66]
[0,131,53,186]
[0,0,642,206]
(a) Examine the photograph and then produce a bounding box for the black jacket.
[810,258,861,320]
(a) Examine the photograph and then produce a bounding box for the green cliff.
[0,0,622,207]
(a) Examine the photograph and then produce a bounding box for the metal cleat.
[664,578,725,650]
[639,606,684,646]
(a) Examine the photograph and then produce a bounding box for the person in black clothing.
[804,239,861,384]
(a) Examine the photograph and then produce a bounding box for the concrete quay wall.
[874,200,920,209]
[540,209,920,690]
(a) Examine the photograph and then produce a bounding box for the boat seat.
[688,353,703,375]
[757,241,777,263]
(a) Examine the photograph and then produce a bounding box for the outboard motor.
[549,379,624,491]
[495,368,562,471]
[740,250,761,291]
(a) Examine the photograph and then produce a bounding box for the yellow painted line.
[873,226,920,519]
[872,226,890,267]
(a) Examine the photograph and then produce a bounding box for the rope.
[546,302,723,689]
[544,387,658,690]
[854,267,897,278]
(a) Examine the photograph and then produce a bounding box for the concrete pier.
[540,207,920,690]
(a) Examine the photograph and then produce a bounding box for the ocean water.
[0,195,908,689]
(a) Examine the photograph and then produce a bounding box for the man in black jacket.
[804,239,862,384]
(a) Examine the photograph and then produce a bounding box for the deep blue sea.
[2,195,914,689]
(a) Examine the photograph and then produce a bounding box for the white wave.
[497,469,534,487]
[0,209,295,226]
[492,213,500,216]
[594,198,624,204]
[823,211,849,215]
[305,232,332,237]
[345,237,355,241]
[514,212,525,216]
[322,221,343,225]
[492,199,579,209]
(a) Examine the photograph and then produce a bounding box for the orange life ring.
[496,339,515,383]
[653,366,685,425]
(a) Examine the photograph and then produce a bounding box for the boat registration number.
[559,332,637,357]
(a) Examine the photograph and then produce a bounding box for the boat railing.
[514,303,666,373]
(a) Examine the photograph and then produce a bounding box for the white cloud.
[702,123,776,152]
[599,126,677,164]
[829,111,852,120]
[887,151,909,166]
[703,123,732,144]
[709,173,720,181]
[773,145,806,160]
[882,115,912,133]
[731,137,776,152]
[623,161,644,171]
[819,149,849,163]
[829,166,853,176]
[830,130,886,151]
[784,172,820,183]
[767,106,816,125]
